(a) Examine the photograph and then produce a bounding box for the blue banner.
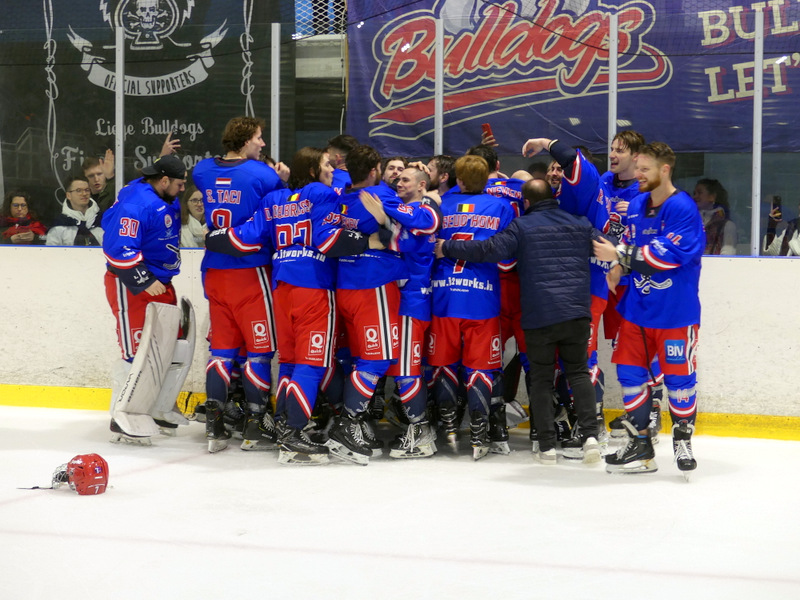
[346,0,800,156]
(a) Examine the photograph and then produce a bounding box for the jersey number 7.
[450,232,474,274]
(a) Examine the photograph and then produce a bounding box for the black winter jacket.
[442,199,595,329]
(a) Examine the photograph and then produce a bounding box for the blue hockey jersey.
[432,191,515,320]
[332,169,352,196]
[617,190,705,329]
[335,182,407,290]
[102,178,181,294]
[227,182,345,290]
[192,157,283,271]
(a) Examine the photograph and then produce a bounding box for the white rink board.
[0,247,799,416]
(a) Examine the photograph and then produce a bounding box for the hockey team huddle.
[101,116,703,478]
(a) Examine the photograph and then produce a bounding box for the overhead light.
[776,55,789,64]
[569,117,581,126]
[616,119,632,126]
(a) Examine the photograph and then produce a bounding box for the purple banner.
[347,0,800,156]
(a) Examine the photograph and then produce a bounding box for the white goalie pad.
[111,298,196,437]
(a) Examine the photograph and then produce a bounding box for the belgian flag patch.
[457,203,475,213]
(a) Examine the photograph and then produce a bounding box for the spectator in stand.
[1,190,47,245]
[180,185,207,248]
[82,150,116,213]
[763,197,800,256]
[46,175,103,246]
[693,178,737,255]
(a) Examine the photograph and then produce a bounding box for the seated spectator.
[45,176,103,246]
[1,190,47,245]
[763,198,800,256]
[180,185,207,247]
[693,178,737,255]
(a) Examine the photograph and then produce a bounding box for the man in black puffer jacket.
[436,178,604,465]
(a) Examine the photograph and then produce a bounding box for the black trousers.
[524,317,597,451]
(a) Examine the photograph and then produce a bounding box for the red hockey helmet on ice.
[64,454,109,495]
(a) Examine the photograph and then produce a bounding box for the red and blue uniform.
[102,178,181,361]
[429,190,514,417]
[192,157,284,412]
[613,189,704,430]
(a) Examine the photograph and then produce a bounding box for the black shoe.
[672,423,697,473]
[605,420,657,473]
[278,425,330,465]
[205,400,232,453]
[241,412,279,451]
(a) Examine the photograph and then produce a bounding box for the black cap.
[141,155,186,179]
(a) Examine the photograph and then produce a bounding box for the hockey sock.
[274,364,294,421]
[242,352,274,413]
[465,368,493,416]
[395,376,427,423]
[617,364,652,431]
[433,364,459,409]
[664,373,698,426]
[342,358,392,416]
[286,364,327,429]
[206,349,237,402]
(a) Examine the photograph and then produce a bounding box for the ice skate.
[327,413,372,466]
[240,412,279,451]
[154,419,178,437]
[470,411,490,461]
[389,421,436,459]
[609,412,630,438]
[383,394,408,430]
[205,399,231,453]
[554,406,572,442]
[359,413,384,457]
[109,419,152,446]
[489,405,511,455]
[223,400,246,440]
[605,420,657,474]
[278,425,330,465]
[562,434,601,464]
[672,422,697,481]
[438,406,459,451]
[648,402,662,444]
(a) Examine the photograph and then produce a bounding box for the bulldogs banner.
[347,0,800,156]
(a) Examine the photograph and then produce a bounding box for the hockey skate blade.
[489,441,511,455]
[326,440,370,466]
[609,429,628,439]
[472,446,490,461]
[389,443,436,459]
[277,450,330,466]
[207,438,230,453]
[240,439,279,451]
[605,459,658,474]
[446,433,458,452]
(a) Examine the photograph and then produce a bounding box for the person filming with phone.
[763,195,800,256]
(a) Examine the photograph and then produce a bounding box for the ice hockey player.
[593,142,703,478]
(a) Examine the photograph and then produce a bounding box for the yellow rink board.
[1,383,799,441]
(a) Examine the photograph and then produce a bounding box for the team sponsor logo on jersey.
[251,320,271,347]
[364,326,381,351]
[68,1,228,96]
[664,339,686,364]
[308,331,327,356]
[164,214,173,228]
[457,203,475,213]
[216,178,232,188]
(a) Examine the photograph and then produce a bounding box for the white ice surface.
[1,406,799,600]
